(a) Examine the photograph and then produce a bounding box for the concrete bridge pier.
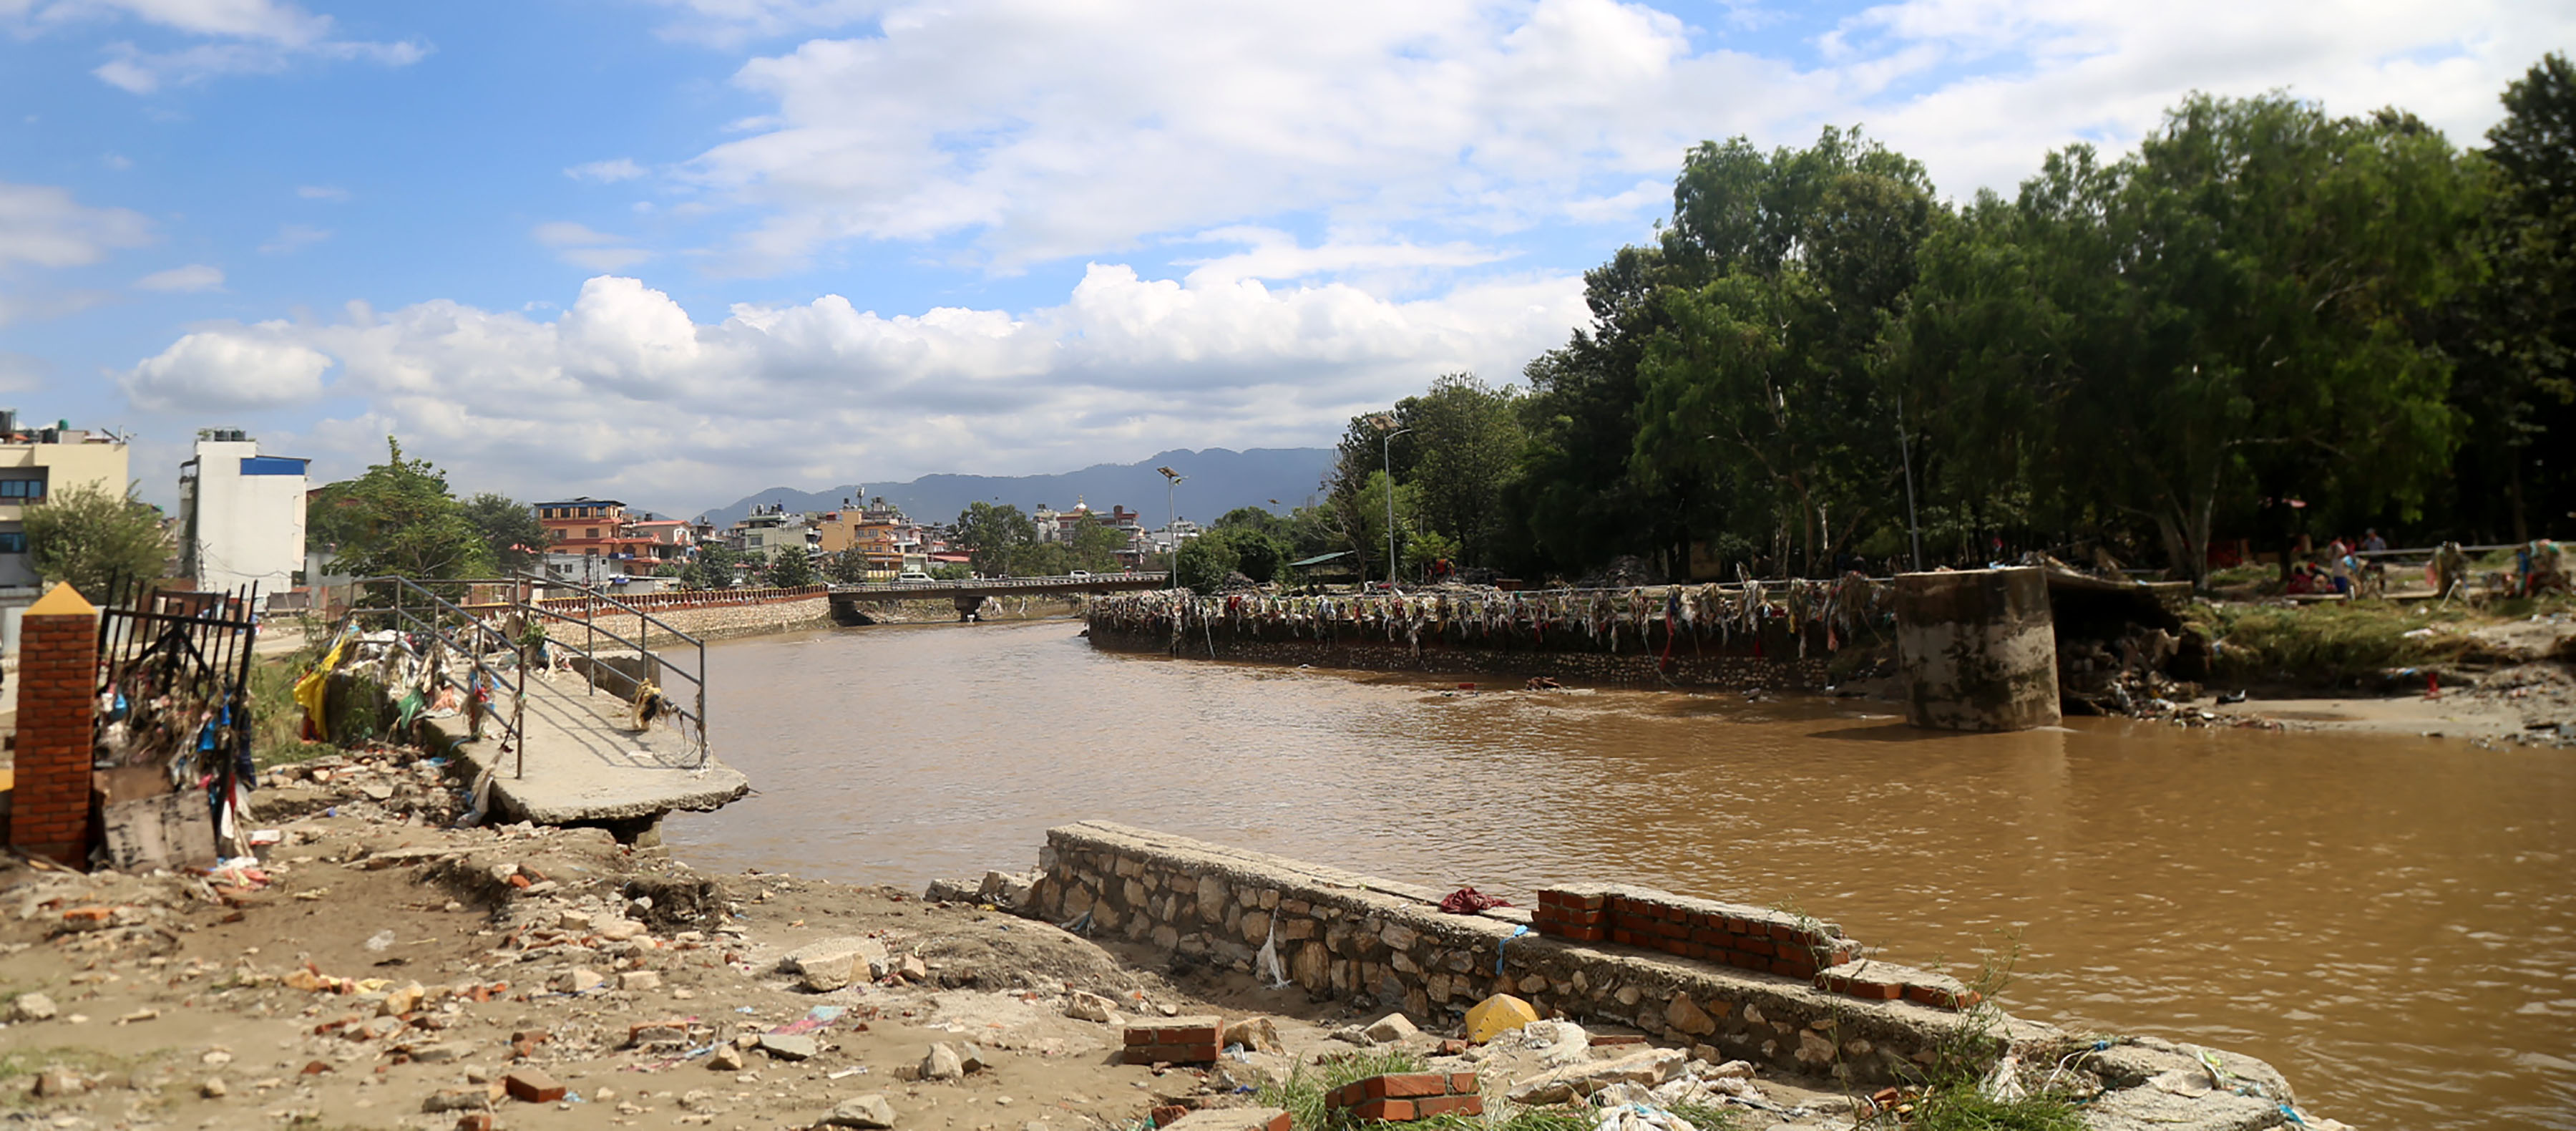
[1894,567,2062,732]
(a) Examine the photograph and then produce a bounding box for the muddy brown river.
[667,620,2575,1128]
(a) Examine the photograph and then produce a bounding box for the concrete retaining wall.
[1084,624,1832,690]
[1893,568,2061,732]
[1023,822,1999,1086]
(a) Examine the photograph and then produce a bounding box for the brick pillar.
[12,583,99,868]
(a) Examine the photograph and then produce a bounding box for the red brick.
[1415,1094,1485,1116]
[1348,1099,1415,1120]
[503,1068,564,1103]
[1767,922,1797,942]
[1123,1027,1153,1045]
[1734,936,1774,957]
[1356,1073,1446,1099]
[1448,1072,1478,1093]
[1150,1105,1189,1127]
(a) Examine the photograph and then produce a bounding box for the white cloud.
[257,223,329,254]
[665,0,2569,277]
[297,184,348,200]
[641,0,882,46]
[680,0,1807,273]
[134,263,223,291]
[115,268,1588,508]
[533,221,653,271]
[5,0,427,92]
[93,37,426,93]
[122,326,333,411]
[565,158,647,183]
[0,180,151,268]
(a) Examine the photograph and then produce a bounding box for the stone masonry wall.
[550,596,834,649]
[1085,625,1830,690]
[1023,822,2005,1086]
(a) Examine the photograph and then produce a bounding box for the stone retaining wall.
[1022,822,2004,1086]
[555,596,834,649]
[1083,625,1832,689]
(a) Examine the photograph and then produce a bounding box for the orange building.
[535,497,658,562]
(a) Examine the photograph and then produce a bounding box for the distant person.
[2361,528,2387,553]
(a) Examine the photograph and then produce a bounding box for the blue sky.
[1,0,2563,516]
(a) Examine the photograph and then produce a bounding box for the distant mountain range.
[696,447,1337,529]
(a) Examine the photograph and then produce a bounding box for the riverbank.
[0,753,2337,1131]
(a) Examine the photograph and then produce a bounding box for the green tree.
[1173,534,1238,594]
[1387,374,1526,564]
[675,560,713,590]
[824,548,872,583]
[695,543,743,587]
[24,482,170,597]
[1985,95,2479,578]
[2444,53,2576,540]
[462,492,547,574]
[952,502,1038,575]
[309,437,493,580]
[1066,513,1128,572]
[1634,128,1938,576]
[761,545,818,588]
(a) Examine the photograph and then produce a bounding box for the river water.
[668,620,2575,1128]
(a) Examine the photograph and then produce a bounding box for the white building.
[177,429,308,596]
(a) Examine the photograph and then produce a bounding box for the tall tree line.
[1324,60,2573,584]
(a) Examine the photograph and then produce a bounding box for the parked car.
[897,570,934,583]
[1068,570,1093,579]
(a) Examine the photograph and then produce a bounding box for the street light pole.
[1381,426,1412,589]
[1156,466,1186,571]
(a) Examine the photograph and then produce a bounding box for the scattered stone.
[620,970,663,991]
[1362,1012,1420,1044]
[920,1042,965,1081]
[1221,1016,1283,1054]
[821,1094,898,1129]
[1064,991,1118,1023]
[12,993,57,1022]
[956,1043,991,1074]
[782,936,892,991]
[200,1077,228,1099]
[597,919,648,942]
[551,968,605,994]
[1156,1109,1293,1131]
[455,1115,497,1131]
[896,954,929,981]
[424,1087,494,1113]
[758,1033,819,1062]
[407,1042,473,1064]
[708,1045,745,1072]
[31,1068,87,1097]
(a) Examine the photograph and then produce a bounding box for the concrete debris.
[1064,990,1118,1023]
[821,1093,899,1128]
[759,1033,819,1061]
[783,936,893,991]
[1506,1047,1686,1104]
[708,1044,746,1072]
[919,1042,965,1080]
[13,991,57,1021]
[1361,1012,1419,1044]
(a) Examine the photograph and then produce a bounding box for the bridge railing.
[828,573,1171,593]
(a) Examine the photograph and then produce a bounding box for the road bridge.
[829,573,1171,621]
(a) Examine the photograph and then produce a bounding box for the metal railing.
[343,576,531,774]
[345,574,711,776]
[827,572,1171,593]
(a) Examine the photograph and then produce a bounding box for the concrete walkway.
[431,674,748,830]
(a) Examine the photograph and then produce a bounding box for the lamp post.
[1156,466,1185,571]
[1381,425,1411,589]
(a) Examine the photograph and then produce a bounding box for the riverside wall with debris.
[1083,586,1883,689]
[1026,822,1991,1087]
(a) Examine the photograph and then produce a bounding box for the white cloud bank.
[658,0,2573,275]
[117,268,1589,509]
